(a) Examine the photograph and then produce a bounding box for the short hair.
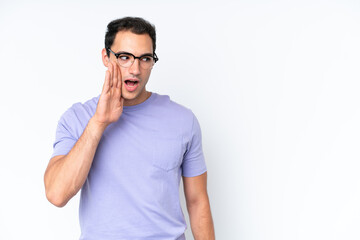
[105,17,156,57]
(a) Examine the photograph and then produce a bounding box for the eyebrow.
[114,51,154,57]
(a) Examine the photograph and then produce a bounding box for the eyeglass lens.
[117,53,154,69]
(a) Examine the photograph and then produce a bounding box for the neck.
[123,90,151,106]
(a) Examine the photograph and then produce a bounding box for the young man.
[44,17,215,240]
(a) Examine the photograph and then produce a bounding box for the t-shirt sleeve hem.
[182,168,207,178]
[51,150,70,159]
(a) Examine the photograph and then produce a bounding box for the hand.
[93,61,124,128]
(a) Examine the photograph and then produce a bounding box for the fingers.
[117,63,122,89]
[109,62,113,88]
[114,63,122,99]
[102,61,122,97]
[102,70,110,94]
[102,62,114,94]
[113,61,118,88]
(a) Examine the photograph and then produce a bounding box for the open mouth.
[124,80,139,86]
[124,80,139,92]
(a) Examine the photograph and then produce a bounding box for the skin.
[183,172,216,239]
[101,30,154,108]
[44,30,215,239]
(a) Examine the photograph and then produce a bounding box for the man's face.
[105,30,154,106]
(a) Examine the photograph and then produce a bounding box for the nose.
[129,58,141,75]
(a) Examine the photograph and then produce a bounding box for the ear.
[102,48,109,67]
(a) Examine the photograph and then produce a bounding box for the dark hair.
[105,17,156,57]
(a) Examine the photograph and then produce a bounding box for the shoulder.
[153,93,194,116]
[56,95,99,136]
[61,95,99,119]
[152,93,196,122]
[151,93,199,137]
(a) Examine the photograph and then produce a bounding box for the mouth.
[124,79,139,92]
[124,80,139,86]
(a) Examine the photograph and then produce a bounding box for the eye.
[119,54,131,61]
[140,56,152,62]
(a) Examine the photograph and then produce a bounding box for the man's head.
[104,17,156,57]
[102,17,157,106]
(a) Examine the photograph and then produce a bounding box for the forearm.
[45,117,107,207]
[188,198,215,240]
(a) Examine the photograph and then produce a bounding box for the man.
[44,17,215,240]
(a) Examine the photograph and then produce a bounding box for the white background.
[0,0,359,239]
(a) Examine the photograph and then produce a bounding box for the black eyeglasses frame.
[107,48,159,64]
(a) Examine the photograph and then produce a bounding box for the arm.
[44,61,124,207]
[44,117,107,207]
[183,171,215,240]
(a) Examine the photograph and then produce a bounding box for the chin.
[122,93,136,100]
[122,89,142,100]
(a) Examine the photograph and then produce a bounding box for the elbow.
[44,168,70,208]
[44,177,70,208]
[45,189,68,208]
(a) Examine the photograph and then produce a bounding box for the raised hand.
[92,61,124,128]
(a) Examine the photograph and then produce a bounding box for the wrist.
[88,117,108,136]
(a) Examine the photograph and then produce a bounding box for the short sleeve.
[51,109,78,159]
[181,114,207,177]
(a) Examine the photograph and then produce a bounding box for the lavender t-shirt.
[51,92,207,240]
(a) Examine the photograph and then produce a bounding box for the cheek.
[141,70,151,81]
[119,67,127,79]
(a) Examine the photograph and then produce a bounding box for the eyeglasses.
[107,48,159,70]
